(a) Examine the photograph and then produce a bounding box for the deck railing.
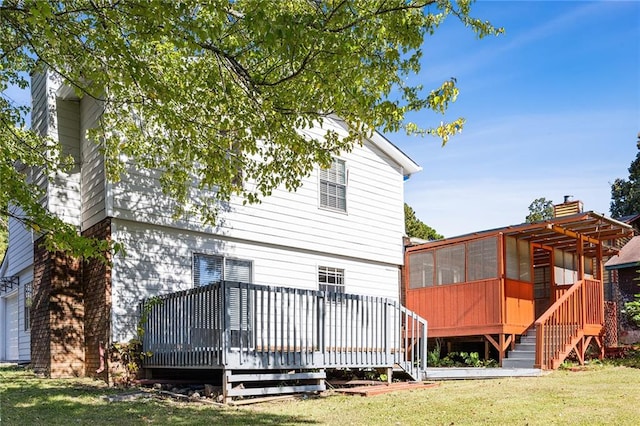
[534,279,603,369]
[140,281,427,380]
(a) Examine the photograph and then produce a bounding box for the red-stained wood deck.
[406,278,534,339]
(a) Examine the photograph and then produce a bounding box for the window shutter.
[224,259,252,344]
[225,258,252,282]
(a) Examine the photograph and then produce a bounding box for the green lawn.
[1,364,639,425]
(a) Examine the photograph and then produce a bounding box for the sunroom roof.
[409,212,633,258]
[502,212,632,256]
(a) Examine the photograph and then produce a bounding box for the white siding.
[21,78,413,347]
[5,209,33,275]
[29,72,83,225]
[18,268,33,361]
[30,73,51,206]
[30,73,50,140]
[0,267,33,362]
[80,96,107,230]
[110,219,401,342]
[48,98,82,226]
[111,117,406,266]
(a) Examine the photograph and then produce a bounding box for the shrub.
[623,294,640,328]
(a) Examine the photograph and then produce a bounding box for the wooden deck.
[140,281,428,382]
[406,278,534,338]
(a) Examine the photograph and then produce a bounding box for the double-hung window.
[193,254,252,286]
[319,158,347,212]
[318,266,345,293]
[193,253,253,348]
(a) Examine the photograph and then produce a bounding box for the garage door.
[4,293,19,361]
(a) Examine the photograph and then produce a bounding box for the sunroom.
[404,210,632,369]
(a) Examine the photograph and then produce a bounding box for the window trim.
[319,158,347,213]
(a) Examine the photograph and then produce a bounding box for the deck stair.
[223,369,326,401]
[534,279,604,370]
[502,328,536,368]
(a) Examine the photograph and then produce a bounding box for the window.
[553,249,578,285]
[319,158,346,211]
[193,254,253,348]
[467,237,498,281]
[24,282,33,331]
[407,236,498,289]
[436,245,465,285]
[193,254,252,286]
[409,251,434,288]
[318,267,345,293]
[534,266,551,299]
[506,236,531,282]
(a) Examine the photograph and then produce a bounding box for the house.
[0,72,426,392]
[605,234,640,344]
[603,213,640,300]
[404,199,633,369]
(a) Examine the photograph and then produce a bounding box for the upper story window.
[193,253,253,286]
[319,158,346,212]
[318,266,345,293]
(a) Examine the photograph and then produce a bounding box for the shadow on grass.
[0,366,318,425]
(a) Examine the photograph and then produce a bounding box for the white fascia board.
[325,114,422,178]
[368,130,422,178]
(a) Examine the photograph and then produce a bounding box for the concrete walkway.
[425,367,544,380]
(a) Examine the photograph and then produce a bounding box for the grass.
[1,364,640,425]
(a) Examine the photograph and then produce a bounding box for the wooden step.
[223,369,326,402]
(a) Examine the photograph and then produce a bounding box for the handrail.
[399,304,428,380]
[140,281,428,380]
[534,279,603,369]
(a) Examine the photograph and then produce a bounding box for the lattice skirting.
[604,301,618,348]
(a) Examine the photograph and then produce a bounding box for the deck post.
[222,282,231,366]
[222,369,232,404]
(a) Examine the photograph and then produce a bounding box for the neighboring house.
[404,199,633,370]
[605,235,640,344]
[603,213,640,298]
[0,72,423,385]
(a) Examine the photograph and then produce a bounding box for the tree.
[1,1,501,257]
[405,203,443,240]
[0,214,7,257]
[525,197,554,223]
[610,133,640,218]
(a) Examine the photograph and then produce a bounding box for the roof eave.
[605,261,640,271]
[369,131,422,178]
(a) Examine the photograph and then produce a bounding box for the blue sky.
[394,0,640,238]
